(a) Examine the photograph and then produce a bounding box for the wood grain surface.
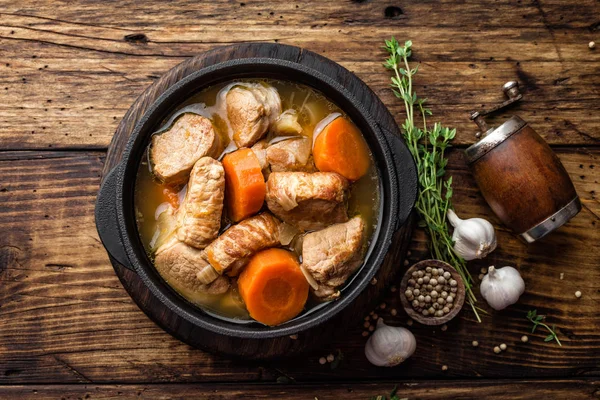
[1,380,599,399]
[0,0,598,396]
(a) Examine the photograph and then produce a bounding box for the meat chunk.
[226,84,281,147]
[155,238,230,295]
[150,113,221,186]
[302,216,365,301]
[265,172,348,231]
[176,157,225,249]
[266,137,315,172]
[205,213,281,275]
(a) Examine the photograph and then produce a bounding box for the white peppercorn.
[521,335,529,343]
[424,295,432,303]
[418,295,425,302]
[443,271,451,279]
[450,279,457,287]
[500,343,507,351]
[430,279,438,286]
[493,346,501,354]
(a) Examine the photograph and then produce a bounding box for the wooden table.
[1,1,598,398]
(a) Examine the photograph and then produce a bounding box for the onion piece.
[300,264,319,291]
[268,135,302,145]
[196,264,220,285]
[278,222,300,246]
[154,202,171,220]
[312,112,341,147]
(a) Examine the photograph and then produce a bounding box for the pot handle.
[378,123,418,231]
[95,165,134,271]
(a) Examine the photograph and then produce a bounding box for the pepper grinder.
[464,81,581,243]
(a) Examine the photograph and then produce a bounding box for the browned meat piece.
[265,172,348,231]
[176,157,225,249]
[154,238,230,295]
[204,213,281,275]
[150,113,221,186]
[226,84,281,147]
[302,216,365,301]
[266,137,315,172]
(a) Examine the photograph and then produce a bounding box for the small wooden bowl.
[399,259,465,326]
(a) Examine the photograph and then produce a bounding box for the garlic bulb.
[447,209,497,260]
[480,266,525,310]
[365,319,416,367]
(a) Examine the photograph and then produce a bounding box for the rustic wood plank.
[1,379,599,400]
[0,149,597,383]
[0,0,598,149]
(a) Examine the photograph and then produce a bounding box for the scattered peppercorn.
[500,343,507,351]
[521,335,529,343]
[368,325,375,332]
[289,334,298,340]
[391,308,397,316]
[319,357,327,364]
[441,365,448,371]
[575,291,582,298]
[589,41,596,49]
[362,331,369,337]
[493,346,501,354]
[326,354,335,363]
[407,319,413,326]
[441,324,448,332]
[472,340,479,347]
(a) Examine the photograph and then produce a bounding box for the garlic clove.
[364,319,416,367]
[480,266,525,310]
[447,209,497,261]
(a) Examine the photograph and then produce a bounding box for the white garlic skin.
[480,266,525,310]
[365,319,416,367]
[447,209,497,261]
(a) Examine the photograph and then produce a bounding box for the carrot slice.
[222,148,266,222]
[161,187,180,208]
[313,117,371,181]
[238,248,309,326]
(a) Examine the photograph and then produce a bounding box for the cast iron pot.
[95,54,417,339]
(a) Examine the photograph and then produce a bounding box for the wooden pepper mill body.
[466,116,580,242]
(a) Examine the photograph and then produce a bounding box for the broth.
[134,79,380,323]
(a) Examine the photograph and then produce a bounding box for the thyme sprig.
[526,310,562,346]
[383,38,480,322]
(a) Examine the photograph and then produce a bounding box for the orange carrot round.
[238,248,309,326]
[222,148,266,222]
[313,117,371,181]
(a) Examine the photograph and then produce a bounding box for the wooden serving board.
[101,43,414,359]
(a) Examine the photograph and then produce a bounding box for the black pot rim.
[110,55,414,339]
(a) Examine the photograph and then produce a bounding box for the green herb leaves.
[383,37,480,322]
[526,310,562,346]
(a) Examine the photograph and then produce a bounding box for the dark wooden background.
[0,0,598,398]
